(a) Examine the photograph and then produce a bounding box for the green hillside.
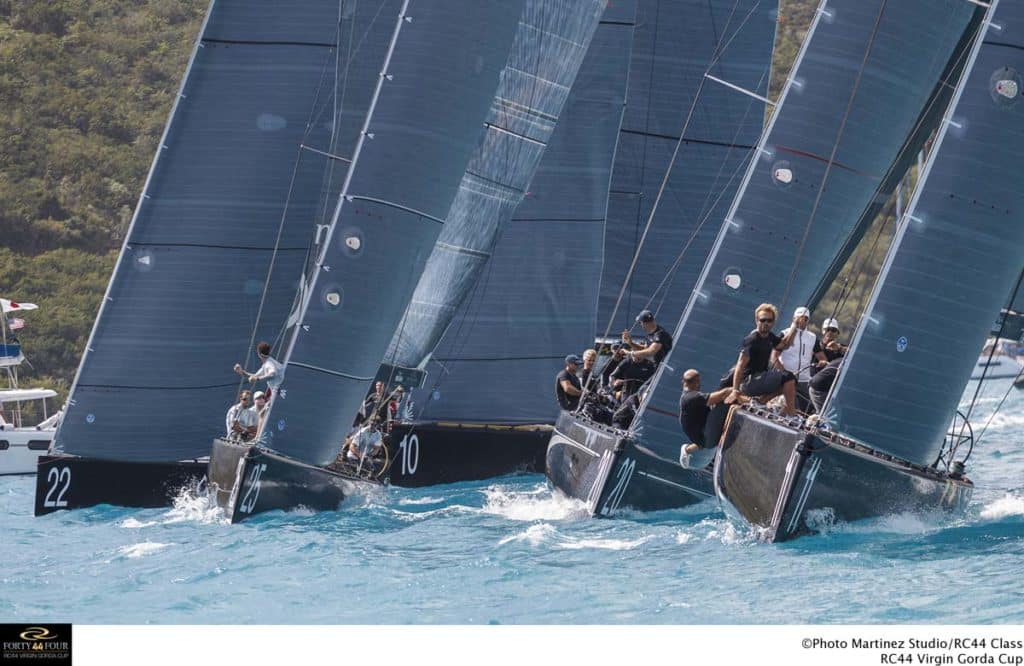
[1,1,205,400]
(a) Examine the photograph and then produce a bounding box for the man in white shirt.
[234,341,284,399]
[225,390,258,441]
[773,306,827,413]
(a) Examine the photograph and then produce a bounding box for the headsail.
[824,0,1024,466]
[413,2,637,424]
[595,0,778,338]
[264,1,526,465]
[54,0,347,462]
[382,0,608,378]
[634,0,980,449]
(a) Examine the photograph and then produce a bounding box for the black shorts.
[741,369,795,397]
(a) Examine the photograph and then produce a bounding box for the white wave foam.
[397,496,444,506]
[162,490,228,525]
[480,484,589,522]
[980,494,1024,520]
[498,523,557,546]
[556,535,652,551]
[117,542,171,558]
[118,517,158,529]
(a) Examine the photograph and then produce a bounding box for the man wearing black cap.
[601,342,627,389]
[555,355,583,411]
[623,309,672,365]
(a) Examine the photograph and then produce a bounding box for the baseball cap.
[822,318,840,331]
[794,306,811,318]
[635,309,654,323]
[253,391,265,400]
[565,354,581,365]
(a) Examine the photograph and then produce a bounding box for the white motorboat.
[0,388,58,475]
[0,297,58,475]
[970,338,1024,380]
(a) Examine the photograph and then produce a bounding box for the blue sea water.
[2,379,1023,625]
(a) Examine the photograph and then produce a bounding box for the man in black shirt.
[732,303,799,416]
[555,354,583,411]
[623,309,672,365]
[818,317,847,363]
[600,342,627,389]
[679,369,739,466]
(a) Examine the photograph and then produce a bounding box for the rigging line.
[963,266,1024,428]
[972,368,1024,458]
[237,35,340,397]
[597,0,753,346]
[647,65,771,317]
[778,1,887,314]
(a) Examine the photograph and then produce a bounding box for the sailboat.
[383,1,633,487]
[717,0,1021,541]
[0,298,59,476]
[544,0,779,512]
[34,0,352,515]
[205,0,535,522]
[547,0,983,516]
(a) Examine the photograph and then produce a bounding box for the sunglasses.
[758,318,775,323]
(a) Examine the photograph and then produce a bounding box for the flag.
[8,318,24,331]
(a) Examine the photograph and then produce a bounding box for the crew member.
[555,355,583,411]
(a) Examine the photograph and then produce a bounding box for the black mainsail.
[258,1,527,468]
[635,0,980,464]
[51,0,346,464]
[384,3,637,486]
[823,0,1024,467]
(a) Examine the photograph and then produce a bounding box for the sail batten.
[825,0,1024,465]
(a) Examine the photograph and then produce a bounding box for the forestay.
[384,0,607,375]
[595,0,778,337]
[825,0,1024,466]
[55,0,347,462]
[634,0,979,451]
[414,2,637,424]
[265,1,525,465]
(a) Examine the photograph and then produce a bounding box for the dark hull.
[545,411,713,516]
[715,409,974,542]
[208,438,379,524]
[34,455,207,516]
[384,421,548,487]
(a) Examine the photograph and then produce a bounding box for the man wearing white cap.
[818,318,847,364]
[773,306,826,413]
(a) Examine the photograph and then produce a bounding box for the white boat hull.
[969,354,1024,380]
[0,428,53,475]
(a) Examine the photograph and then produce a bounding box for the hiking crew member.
[678,369,740,466]
[732,303,799,416]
